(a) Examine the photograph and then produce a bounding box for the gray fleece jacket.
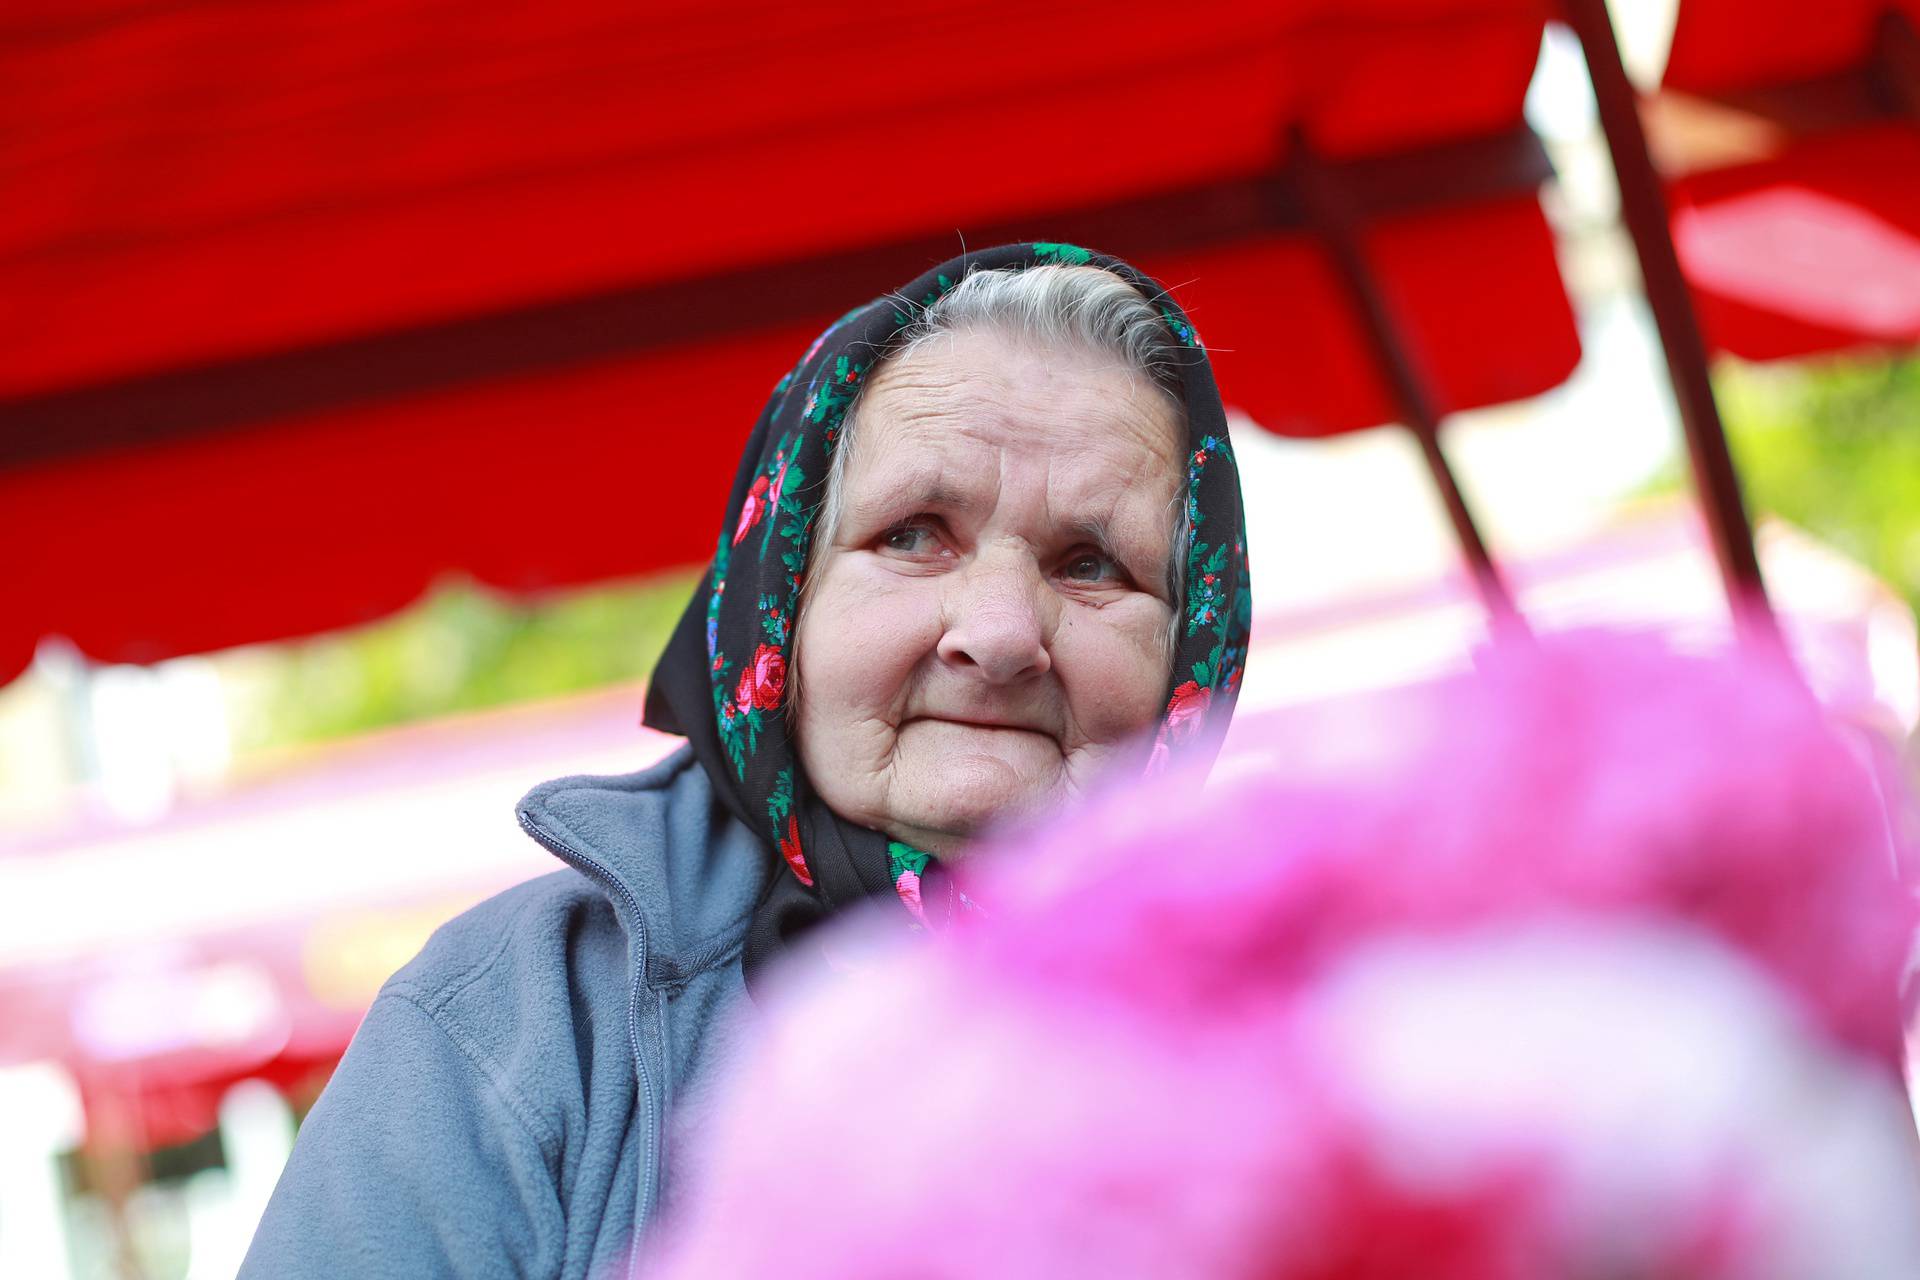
[239,744,771,1279]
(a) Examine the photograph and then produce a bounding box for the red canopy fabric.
[1672,124,1920,361]
[1660,0,1920,362]
[1662,0,1920,97]
[1,0,1552,396]
[0,0,1579,683]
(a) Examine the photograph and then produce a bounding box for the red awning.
[1661,0,1920,96]
[1672,125,1920,360]
[1660,0,1920,361]
[0,0,1579,683]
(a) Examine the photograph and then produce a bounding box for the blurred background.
[3,0,1919,1275]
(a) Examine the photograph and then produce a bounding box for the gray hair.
[805,264,1193,657]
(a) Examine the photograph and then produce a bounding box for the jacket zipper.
[516,809,662,1278]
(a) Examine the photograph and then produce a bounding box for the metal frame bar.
[1870,9,1920,119]
[1287,130,1529,636]
[1557,0,1777,642]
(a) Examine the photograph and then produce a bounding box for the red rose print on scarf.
[894,867,926,925]
[779,814,813,887]
[1164,680,1212,744]
[734,474,771,546]
[749,643,787,710]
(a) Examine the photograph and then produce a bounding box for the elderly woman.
[241,243,1251,1278]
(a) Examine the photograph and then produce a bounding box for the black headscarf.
[644,242,1251,984]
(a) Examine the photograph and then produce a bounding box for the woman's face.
[793,327,1182,856]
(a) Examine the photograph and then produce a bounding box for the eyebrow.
[1066,517,1122,559]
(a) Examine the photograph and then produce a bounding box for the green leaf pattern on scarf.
[1032,241,1093,265]
[1180,434,1250,696]
[888,840,933,926]
[769,766,811,886]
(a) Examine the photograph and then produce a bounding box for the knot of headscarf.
[643,242,1251,987]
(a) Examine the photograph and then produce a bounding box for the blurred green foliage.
[1716,354,1920,617]
[230,571,697,755]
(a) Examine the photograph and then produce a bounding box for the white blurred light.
[71,957,286,1062]
[1866,598,1920,736]
[155,657,233,790]
[88,664,176,823]
[1524,25,1597,144]
[0,1062,85,1280]
[1607,0,1681,90]
[183,1081,295,1280]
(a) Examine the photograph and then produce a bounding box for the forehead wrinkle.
[842,421,998,530]
[848,332,1183,551]
[847,474,973,523]
[1048,428,1176,525]
[867,335,1172,457]
[1039,450,1169,571]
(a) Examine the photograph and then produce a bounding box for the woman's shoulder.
[243,747,762,1278]
[371,743,766,1055]
[382,869,625,1024]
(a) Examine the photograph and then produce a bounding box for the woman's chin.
[885,746,1063,852]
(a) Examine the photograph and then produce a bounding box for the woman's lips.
[913,714,1053,738]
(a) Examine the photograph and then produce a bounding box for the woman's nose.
[936,552,1053,684]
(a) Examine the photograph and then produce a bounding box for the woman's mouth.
[913,713,1053,738]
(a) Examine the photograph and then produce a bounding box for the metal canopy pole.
[1557,0,1778,643]
[1870,10,1920,119]
[1286,131,1530,639]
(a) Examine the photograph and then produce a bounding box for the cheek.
[795,559,943,721]
[1058,601,1174,741]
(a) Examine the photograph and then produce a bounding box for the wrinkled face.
[793,327,1182,857]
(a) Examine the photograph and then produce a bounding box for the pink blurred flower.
[650,633,1920,1280]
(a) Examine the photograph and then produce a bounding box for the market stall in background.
[2,1,1917,1276]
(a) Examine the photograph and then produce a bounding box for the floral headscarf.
[643,242,1251,984]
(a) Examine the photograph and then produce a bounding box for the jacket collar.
[515,744,770,984]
